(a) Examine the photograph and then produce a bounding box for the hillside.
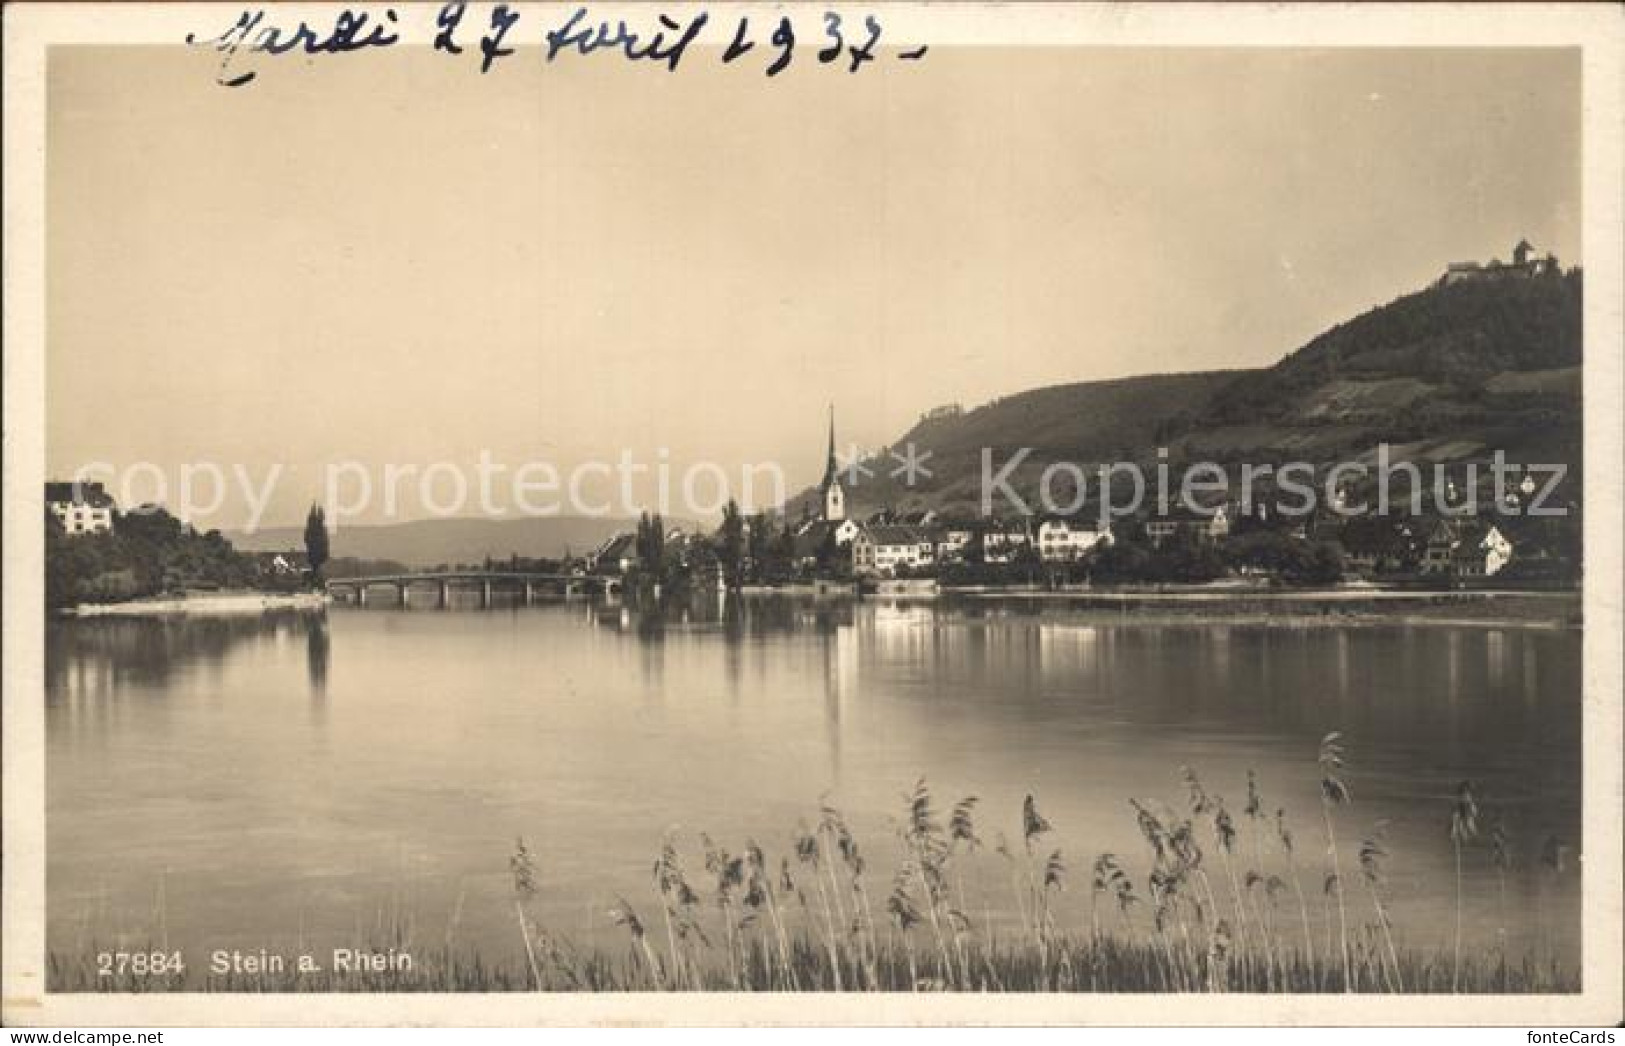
[1169,268,1583,466]
[805,371,1243,517]
[805,266,1583,518]
[228,516,646,567]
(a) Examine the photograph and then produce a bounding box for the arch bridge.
[326,571,622,608]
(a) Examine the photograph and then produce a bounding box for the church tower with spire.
[820,405,846,522]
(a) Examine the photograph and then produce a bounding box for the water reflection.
[306,617,330,708]
[566,595,1581,788]
[47,609,332,707]
[45,598,1583,974]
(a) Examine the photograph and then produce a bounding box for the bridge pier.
[438,580,450,609]
[523,581,535,606]
[356,584,368,607]
[397,581,410,606]
[480,579,492,609]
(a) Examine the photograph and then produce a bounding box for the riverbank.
[64,590,329,618]
[739,580,856,597]
[47,933,1572,993]
[673,580,1579,629]
[900,586,1581,629]
[50,770,1578,994]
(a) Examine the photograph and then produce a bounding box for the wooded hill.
[816,267,1582,518]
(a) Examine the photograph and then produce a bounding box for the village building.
[1144,503,1230,546]
[1491,516,1573,579]
[1035,517,1113,562]
[1496,469,1546,512]
[981,519,1033,564]
[1305,512,1348,546]
[1420,519,1514,577]
[45,481,115,535]
[864,507,938,527]
[851,524,938,577]
[793,518,862,568]
[936,522,976,564]
[586,532,638,575]
[1336,517,1420,576]
[254,550,310,578]
[662,528,712,572]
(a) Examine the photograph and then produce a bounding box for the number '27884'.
[97,950,185,977]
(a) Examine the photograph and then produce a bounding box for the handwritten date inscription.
[186,3,929,88]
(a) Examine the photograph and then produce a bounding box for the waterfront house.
[586,532,639,575]
[793,518,861,568]
[254,550,310,577]
[981,519,1033,564]
[1144,503,1230,546]
[852,524,937,577]
[1336,517,1419,575]
[1450,522,1514,577]
[936,522,976,564]
[1420,519,1514,577]
[45,481,115,535]
[1036,517,1113,562]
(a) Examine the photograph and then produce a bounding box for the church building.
[794,407,860,560]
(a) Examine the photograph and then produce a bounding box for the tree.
[768,522,797,583]
[303,504,330,583]
[1146,529,1226,583]
[635,512,666,578]
[1090,538,1151,583]
[1292,541,1345,585]
[718,500,745,587]
[45,505,258,609]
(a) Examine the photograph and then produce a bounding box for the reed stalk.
[1450,781,1480,993]
[1317,732,1353,991]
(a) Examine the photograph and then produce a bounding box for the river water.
[45,595,1582,983]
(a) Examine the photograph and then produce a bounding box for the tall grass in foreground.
[51,734,1578,993]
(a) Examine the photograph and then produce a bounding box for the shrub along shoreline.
[51,736,1578,994]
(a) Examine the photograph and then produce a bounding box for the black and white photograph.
[3,0,1622,1030]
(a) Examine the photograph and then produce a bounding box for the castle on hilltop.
[1441,239,1561,286]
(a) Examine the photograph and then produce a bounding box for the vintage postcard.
[3,0,1622,1029]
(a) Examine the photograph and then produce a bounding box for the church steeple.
[820,404,846,522]
[822,405,837,486]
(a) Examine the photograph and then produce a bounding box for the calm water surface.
[46,596,1582,977]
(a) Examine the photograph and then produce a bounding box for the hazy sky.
[47,46,1579,527]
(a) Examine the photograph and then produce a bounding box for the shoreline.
[56,585,1580,630]
[64,590,330,619]
[945,587,1581,629]
[941,608,1578,630]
